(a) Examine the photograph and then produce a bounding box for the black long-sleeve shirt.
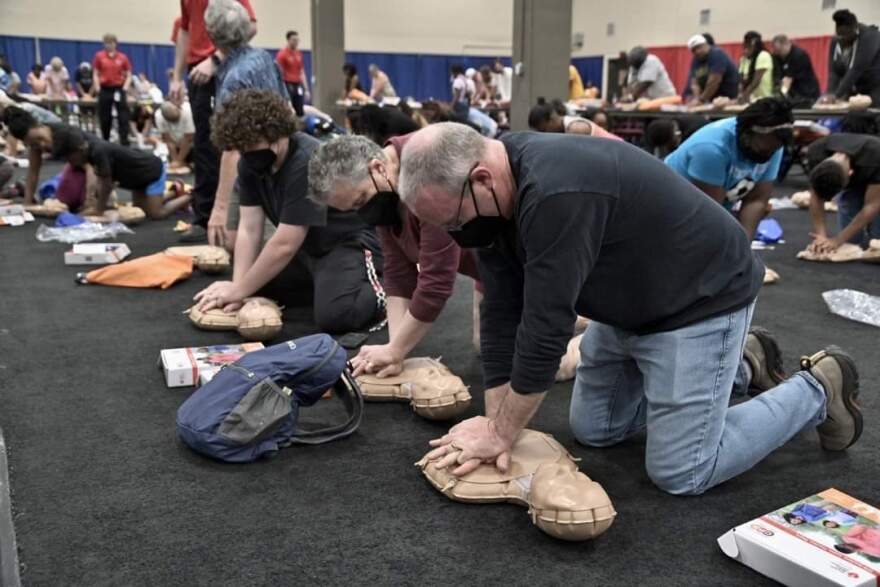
[774,44,820,104]
[828,24,880,100]
[478,132,763,394]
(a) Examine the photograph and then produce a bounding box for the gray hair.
[205,0,251,51]
[772,34,790,45]
[308,135,385,204]
[399,122,486,205]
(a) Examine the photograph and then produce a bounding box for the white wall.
[0,0,514,56]
[572,0,880,56]
[3,0,880,58]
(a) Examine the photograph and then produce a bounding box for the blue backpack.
[176,334,363,463]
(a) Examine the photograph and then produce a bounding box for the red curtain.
[647,35,833,95]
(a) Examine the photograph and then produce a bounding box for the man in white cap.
[686,34,738,104]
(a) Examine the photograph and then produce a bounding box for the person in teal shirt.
[665,98,792,239]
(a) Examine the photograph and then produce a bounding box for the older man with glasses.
[397,122,863,496]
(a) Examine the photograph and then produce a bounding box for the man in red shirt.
[275,30,309,117]
[92,34,133,146]
[169,0,256,243]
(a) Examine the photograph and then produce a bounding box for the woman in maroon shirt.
[308,133,483,377]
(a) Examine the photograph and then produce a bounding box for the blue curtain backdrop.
[1,34,603,101]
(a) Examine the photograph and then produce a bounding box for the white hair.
[205,0,251,51]
[308,135,385,204]
[398,122,486,206]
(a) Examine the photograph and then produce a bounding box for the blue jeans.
[569,303,826,495]
[838,187,880,245]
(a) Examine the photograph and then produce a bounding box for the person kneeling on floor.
[5,107,190,219]
[402,122,863,496]
[195,90,386,334]
[806,132,880,253]
[308,134,483,376]
[665,98,792,240]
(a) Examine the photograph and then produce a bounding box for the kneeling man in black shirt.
[195,90,385,334]
[403,123,863,495]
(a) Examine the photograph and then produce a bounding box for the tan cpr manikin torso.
[418,429,616,541]
[356,358,472,420]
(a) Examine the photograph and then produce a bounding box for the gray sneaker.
[743,327,785,395]
[799,347,862,451]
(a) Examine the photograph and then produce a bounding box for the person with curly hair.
[194,90,385,334]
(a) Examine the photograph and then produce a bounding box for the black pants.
[97,86,130,146]
[261,243,385,334]
[188,74,221,228]
[285,82,305,117]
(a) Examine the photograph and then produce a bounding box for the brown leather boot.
[800,347,862,451]
[742,327,785,395]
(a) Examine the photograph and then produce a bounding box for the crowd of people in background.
[0,4,878,248]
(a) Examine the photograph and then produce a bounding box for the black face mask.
[357,171,401,226]
[242,148,277,176]
[448,165,506,248]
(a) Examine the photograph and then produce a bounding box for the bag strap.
[284,369,364,445]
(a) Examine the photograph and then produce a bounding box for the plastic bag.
[822,289,880,328]
[756,218,783,244]
[768,197,799,210]
[35,221,134,244]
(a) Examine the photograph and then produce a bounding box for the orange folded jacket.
[85,253,193,289]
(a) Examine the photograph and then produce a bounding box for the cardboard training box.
[64,243,132,265]
[719,488,880,586]
[159,343,264,388]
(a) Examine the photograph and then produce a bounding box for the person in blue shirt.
[665,98,793,239]
[204,0,290,251]
[685,34,739,104]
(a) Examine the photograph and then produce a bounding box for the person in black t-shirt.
[807,133,880,251]
[771,35,820,107]
[6,108,189,219]
[399,123,863,496]
[195,89,385,334]
[823,9,880,105]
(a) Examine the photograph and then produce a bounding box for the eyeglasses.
[445,162,479,232]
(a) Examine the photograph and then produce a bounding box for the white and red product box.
[159,343,264,388]
[64,243,131,265]
[719,488,880,586]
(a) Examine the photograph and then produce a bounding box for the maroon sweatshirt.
[382,135,481,322]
